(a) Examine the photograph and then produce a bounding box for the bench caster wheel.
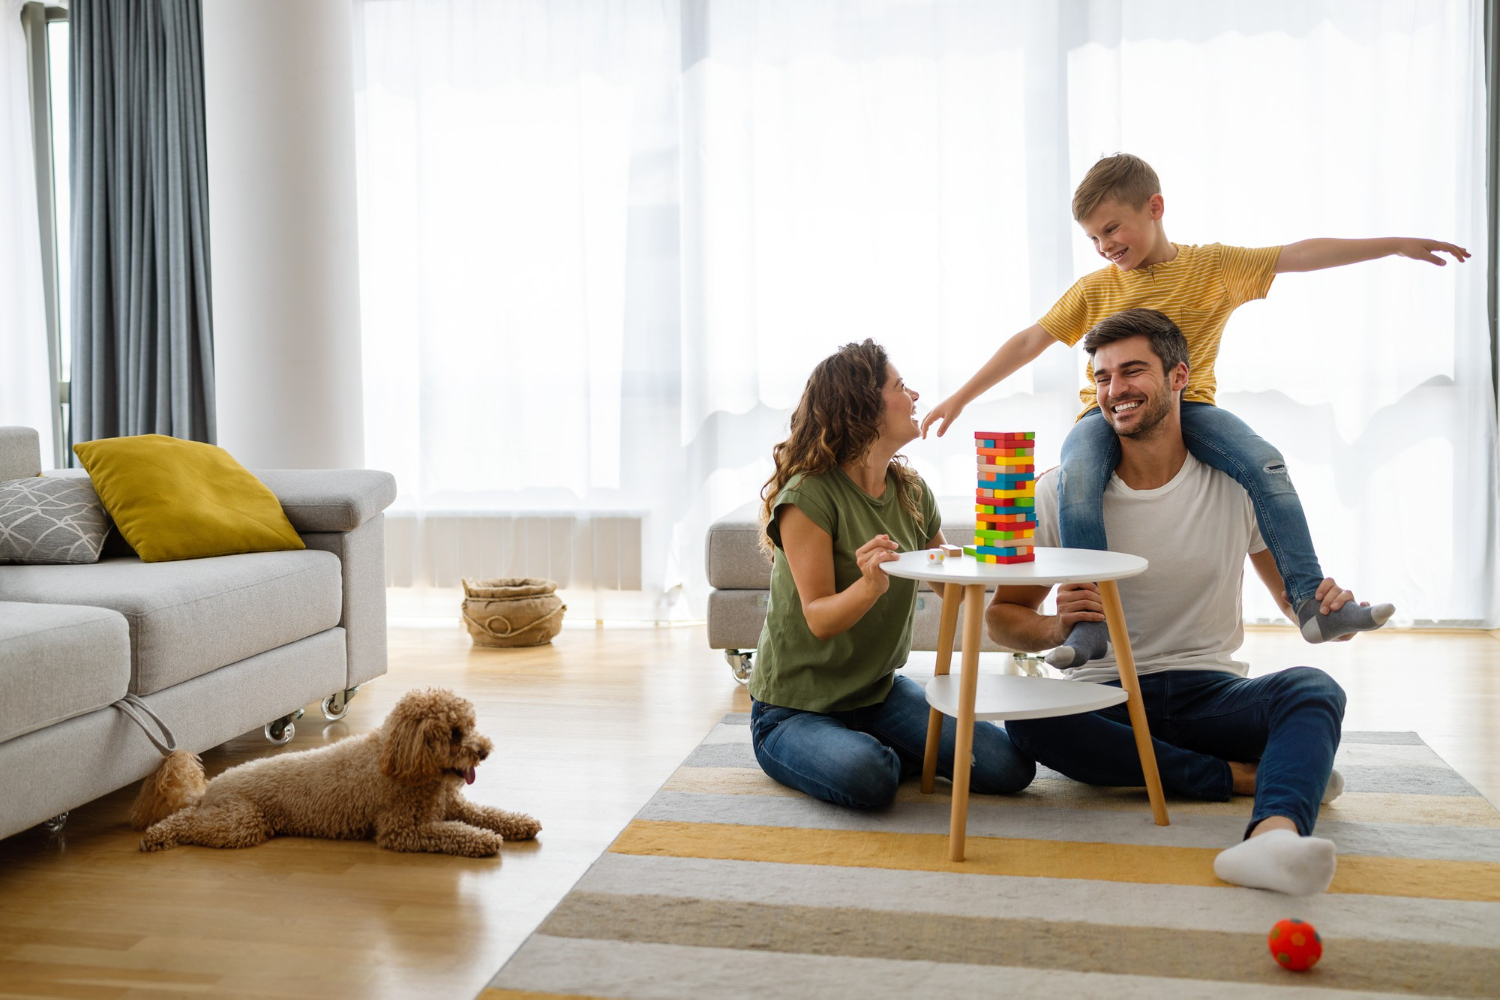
[264,709,302,745]
[41,812,68,833]
[725,650,754,685]
[321,685,360,721]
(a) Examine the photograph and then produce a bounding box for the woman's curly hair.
[759,339,925,553]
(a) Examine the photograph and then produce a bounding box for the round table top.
[881,546,1148,586]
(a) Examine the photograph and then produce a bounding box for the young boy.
[923,154,1469,669]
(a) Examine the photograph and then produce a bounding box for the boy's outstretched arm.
[921,323,1056,438]
[1275,237,1470,273]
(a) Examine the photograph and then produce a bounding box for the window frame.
[20,1,69,468]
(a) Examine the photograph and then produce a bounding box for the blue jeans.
[1058,403,1323,607]
[749,674,1036,809]
[1006,668,1345,837]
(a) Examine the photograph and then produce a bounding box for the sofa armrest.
[252,470,398,533]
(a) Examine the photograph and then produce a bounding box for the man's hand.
[854,534,900,597]
[1297,577,1370,642]
[1391,238,1470,266]
[920,395,965,439]
[1054,581,1106,643]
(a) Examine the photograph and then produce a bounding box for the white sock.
[1213,829,1337,896]
[1322,768,1344,805]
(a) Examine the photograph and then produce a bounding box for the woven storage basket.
[461,578,567,648]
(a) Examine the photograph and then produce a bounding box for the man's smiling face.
[1091,335,1186,439]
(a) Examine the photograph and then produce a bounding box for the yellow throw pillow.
[73,435,305,562]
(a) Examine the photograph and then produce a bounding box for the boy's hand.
[1394,239,1470,266]
[920,396,965,438]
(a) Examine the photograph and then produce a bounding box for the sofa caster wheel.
[41,812,68,833]
[264,716,296,745]
[321,685,360,721]
[724,650,754,685]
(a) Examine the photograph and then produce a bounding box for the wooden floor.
[0,618,1496,1000]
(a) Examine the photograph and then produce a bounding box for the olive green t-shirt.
[748,467,941,713]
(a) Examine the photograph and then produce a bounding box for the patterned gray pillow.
[0,477,113,564]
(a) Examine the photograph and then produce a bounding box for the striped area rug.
[485,715,1500,999]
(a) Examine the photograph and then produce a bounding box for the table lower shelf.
[925,673,1129,721]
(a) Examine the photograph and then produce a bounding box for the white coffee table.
[883,546,1166,861]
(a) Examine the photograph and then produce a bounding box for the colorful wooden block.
[975,529,1035,542]
[939,544,963,557]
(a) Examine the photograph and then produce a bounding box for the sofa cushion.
[72,434,305,562]
[704,502,772,590]
[0,550,342,695]
[0,477,113,564]
[0,601,130,743]
[0,427,41,482]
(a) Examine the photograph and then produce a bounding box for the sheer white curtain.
[353,0,1496,626]
[1,0,55,461]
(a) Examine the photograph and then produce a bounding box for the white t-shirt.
[1033,453,1266,684]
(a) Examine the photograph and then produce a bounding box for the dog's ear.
[379,707,441,784]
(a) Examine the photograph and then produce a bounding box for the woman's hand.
[854,533,901,597]
[1053,582,1105,644]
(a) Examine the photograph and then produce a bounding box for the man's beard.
[1106,387,1174,439]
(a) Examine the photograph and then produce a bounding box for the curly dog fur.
[132,687,541,856]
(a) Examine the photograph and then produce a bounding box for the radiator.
[384,513,643,590]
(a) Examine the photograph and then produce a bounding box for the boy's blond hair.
[1071,154,1161,222]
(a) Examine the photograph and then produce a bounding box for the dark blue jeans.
[1006,668,1345,837]
[1058,403,1324,607]
[750,674,1037,809]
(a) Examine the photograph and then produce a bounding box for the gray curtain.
[70,0,215,448]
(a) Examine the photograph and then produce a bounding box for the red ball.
[1268,918,1323,971]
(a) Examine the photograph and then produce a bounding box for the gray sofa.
[0,427,396,841]
[706,500,1033,683]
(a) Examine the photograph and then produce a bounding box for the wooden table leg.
[922,582,963,795]
[948,584,985,861]
[1098,579,1170,827]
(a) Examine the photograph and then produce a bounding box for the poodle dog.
[131,687,541,857]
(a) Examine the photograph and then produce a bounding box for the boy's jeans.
[749,674,1036,809]
[1058,402,1323,608]
[1006,667,1345,837]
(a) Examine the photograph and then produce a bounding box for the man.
[986,307,1373,896]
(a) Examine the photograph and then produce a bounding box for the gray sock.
[1297,597,1394,643]
[1045,619,1110,669]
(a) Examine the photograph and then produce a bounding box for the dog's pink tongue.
[464,766,476,785]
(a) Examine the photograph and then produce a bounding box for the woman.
[749,339,1035,808]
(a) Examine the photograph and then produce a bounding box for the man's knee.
[1279,666,1347,718]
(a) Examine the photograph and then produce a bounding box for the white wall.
[203,0,364,469]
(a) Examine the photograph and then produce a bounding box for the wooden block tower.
[965,431,1036,563]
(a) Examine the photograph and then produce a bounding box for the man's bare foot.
[1229,761,1257,796]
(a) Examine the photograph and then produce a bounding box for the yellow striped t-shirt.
[1038,243,1282,418]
